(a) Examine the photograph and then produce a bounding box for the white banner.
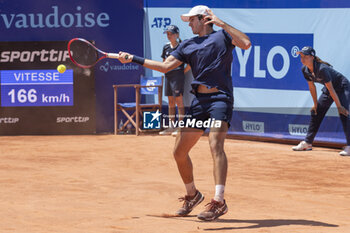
[145,7,350,117]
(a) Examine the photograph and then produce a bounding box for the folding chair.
[113,76,163,135]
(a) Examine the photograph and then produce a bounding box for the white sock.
[185,181,196,196]
[214,185,225,203]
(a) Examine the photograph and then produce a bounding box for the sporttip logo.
[0,50,70,63]
[0,117,19,124]
[242,121,264,133]
[289,124,309,136]
[56,116,90,123]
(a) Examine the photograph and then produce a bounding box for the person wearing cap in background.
[292,46,350,156]
[117,5,251,221]
[159,25,191,136]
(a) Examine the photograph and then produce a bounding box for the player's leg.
[159,77,175,135]
[175,95,185,121]
[197,121,229,221]
[173,128,203,186]
[173,94,206,216]
[173,71,185,122]
[171,72,185,136]
[168,96,176,123]
[293,92,333,151]
[173,127,204,216]
[197,93,232,221]
[338,88,350,156]
[208,121,228,188]
[305,92,333,143]
[171,94,185,137]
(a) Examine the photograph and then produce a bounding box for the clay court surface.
[0,134,350,233]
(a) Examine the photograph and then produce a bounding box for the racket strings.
[69,40,100,67]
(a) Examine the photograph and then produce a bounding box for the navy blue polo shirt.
[302,61,349,94]
[171,29,235,98]
[161,42,185,73]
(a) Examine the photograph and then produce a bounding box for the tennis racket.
[67,38,128,69]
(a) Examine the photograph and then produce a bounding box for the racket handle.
[107,53,120,59]
[107,53,129,60]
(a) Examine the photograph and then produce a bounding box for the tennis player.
[292,46,350,156]
[118,5,251,221]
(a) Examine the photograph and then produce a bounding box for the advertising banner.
[145,0,350,143]
[0,41,95,135]
[0,0,144,134]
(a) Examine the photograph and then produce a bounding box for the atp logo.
[143,110,161,129]
[151,17,171,28]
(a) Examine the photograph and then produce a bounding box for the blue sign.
[0,0,144,133]
[145,0,350,8]
[1,69,73,106]
[232,33,313,90]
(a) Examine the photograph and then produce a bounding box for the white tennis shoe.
[339,146,350,156]
[171,129,178,137]
[159,127,175,135]
[292,141,312,151]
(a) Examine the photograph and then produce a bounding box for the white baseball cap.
[180,5,210,22]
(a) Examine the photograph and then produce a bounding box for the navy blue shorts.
[164,69,185,97]
[184,92,233,131]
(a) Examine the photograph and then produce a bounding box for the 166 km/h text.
[8,88,70,104]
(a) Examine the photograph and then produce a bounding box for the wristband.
[132,55,145,65]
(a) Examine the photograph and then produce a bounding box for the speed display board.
[0,41,96,135]
[1,69,73,107]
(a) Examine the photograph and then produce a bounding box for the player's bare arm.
[307,81,318,114]
[204,9,251,50]
[117,52,182,74]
